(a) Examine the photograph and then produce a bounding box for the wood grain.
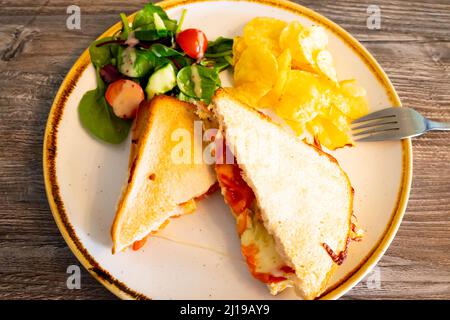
[0,0,449,300]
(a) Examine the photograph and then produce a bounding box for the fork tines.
[351,108,400,141]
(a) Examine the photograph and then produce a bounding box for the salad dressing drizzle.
[121,47,137,77]
[125,31,139,48]
[191,64,203,98]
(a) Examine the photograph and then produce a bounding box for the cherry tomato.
[176,28,208,60]
[215,162,255,214]
[105,79,144,119]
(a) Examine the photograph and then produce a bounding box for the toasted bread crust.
[112,95,216,253]
[212,89,354,299]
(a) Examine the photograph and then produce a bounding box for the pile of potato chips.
[230,18,369,150]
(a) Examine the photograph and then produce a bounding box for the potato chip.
[329,80,368,119]
[340,79,366,97]
[339,79,369,119]
[284,118,307,136]
[234,44,278,88]
[259,49,292,107]
[271,49,292,97]
[229,82,272,107]
[243,17,286,54]
[321,104,351,132]
[302,26,328,52]
[279,21,313,71]
[229,18,369,150]
[298,26,329,72]
[315,50,338,83]
[307,116,353,150]
[275,70,325,124]
[233,36,247,65]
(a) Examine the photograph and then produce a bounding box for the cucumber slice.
[153,13,166,31]
[145,63,176,99]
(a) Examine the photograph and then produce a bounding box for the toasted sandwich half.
[112,95,217,253]
[211,89,354,300]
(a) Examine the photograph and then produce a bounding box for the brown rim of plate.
[42,0,413,300]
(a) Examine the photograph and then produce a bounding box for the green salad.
[79,2,233,144]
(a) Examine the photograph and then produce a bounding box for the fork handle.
[427,120,450,131]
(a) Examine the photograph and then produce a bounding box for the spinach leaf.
[171,55,194,69]
[89,37,116,68]
[153,12,168,37]
[154,57,172,71]
[134,29,161,41]
[133,3,177,32]
[119,13,131,40]
[130,4,178,47]
[133,6,157,30]
[176,65,220,104]
[150,44,183,58]
[201,37,234,72]
[200,57,231,73]
[177,91,195,103]
[134,24,173,42]
[205,37,233,56]
[78,69,132,144]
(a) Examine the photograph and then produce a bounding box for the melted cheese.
[241,211,284,274]
[240,207,294,293]
[216,160,295,293]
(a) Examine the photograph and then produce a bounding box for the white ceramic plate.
[43,0,412,299]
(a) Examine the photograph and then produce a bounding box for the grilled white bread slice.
[212,89,353,299]
[112,95,217,253]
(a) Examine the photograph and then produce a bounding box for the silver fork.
[351,107,450,142]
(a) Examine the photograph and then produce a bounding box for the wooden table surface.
[0,0,449,300]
